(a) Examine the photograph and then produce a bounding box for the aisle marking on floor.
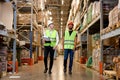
[9,76,21,78]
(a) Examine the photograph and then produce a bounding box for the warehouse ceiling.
[45,0,72,33]
[16,0,72,35]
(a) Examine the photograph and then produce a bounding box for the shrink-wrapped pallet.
[17,14,36,25]
[92,1,100,19]
[87,3,93,24]
[83,13,87,27]
[108,6,120,27]
[0,2,13,30]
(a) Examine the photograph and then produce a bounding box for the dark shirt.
[64,30,77,37]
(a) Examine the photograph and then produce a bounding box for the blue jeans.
[63,49,74,71]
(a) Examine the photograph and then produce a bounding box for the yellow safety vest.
[44,29,57,47]
[64,30,77,49]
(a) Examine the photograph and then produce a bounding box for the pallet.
[116,21,120,28]
[103,70,116,78]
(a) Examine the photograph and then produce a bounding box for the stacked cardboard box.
[92,1,100,19]
[17,14,36,25]
[108,6,120,27]
[87,3,93,24]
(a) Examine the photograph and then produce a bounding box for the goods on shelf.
[103,0,118,15]
[108,6,120,27]
[119,0,120,9]
[92,1,100,19]
[116,62,120,79]
[87,3,93,24]
[17,14,36,25]
[21,49,30,59]
[0,46,7,77]
[101,6,120,35]
[18,30,37,42]
[92,40,100,71]
[103,48,120,70]
[0,2,13,30]
[83,0,87,11]
[83,13,87,27]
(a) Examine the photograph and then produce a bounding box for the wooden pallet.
[103,70,116,78]
[116,21,120,28]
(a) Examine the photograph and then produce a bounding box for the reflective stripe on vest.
[64,30,76,49]
[44,29,57,47]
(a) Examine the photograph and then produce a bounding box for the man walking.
[63,21,77,74]
[43,20,59,74]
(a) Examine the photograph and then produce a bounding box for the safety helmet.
[47,20,53,27]
[68,21,74,27]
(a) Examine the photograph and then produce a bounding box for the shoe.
[64,68,67,73]
[44,68,48,73]
[69,71,72,75]
[48,71,52,74]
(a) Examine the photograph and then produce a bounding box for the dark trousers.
[44,46,54,71]
[64,49,74,71]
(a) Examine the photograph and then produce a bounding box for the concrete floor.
[1,56,105,80]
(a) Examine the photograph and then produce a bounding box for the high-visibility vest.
[64,30,77,49]
[44,29,57,47]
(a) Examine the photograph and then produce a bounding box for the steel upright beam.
[100,0,104,74]
[30,0,33,59]
[87,29,89,58]
[12,1,17,73]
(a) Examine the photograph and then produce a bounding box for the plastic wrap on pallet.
[87,3,93,24]
[92,1,100,19]
[83,13,87,27]
[17,14,36,25]
[108,6,120,27]
[103,0,118,15]
[0,2,13,30]
[118,0,120,9]
[21,49,30,59]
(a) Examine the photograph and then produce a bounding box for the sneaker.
[48,70,52,74]
[44,68,48,73]
[64,68,67,73]
[69,71,72,75]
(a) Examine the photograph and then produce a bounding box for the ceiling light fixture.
[49,17,53,20]
[61,18,63,21]
[62,0,64,5]
[61,11,63,14]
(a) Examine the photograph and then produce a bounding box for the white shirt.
[43,29,59,46]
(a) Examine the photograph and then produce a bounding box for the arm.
[55,32,59,46]
[53,32,59,49]
[74,34,77,50]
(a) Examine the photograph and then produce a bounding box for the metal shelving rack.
[78,0,119,74]
[16,0,41,66]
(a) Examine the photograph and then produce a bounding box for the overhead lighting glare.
[62,0,64,5]
[48,10,52,15]
[61,11,63,14]
[49,17,53,20]
[61,18,63,21]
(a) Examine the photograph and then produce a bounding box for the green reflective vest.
[44,29,57,47]
[64,30,77,49]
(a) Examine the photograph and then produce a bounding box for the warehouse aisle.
[1,56,105,80]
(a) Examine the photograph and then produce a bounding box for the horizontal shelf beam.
[80,15,100,35]
[101,28,120,40]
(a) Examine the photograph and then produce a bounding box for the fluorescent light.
[61,11,63,14]
[48,10,52,15]
[62,0,64,5]
[61,22,63,25]
[61,18,63,21]
[49,17,53,20]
